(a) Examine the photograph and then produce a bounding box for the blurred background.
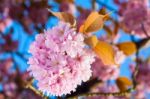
[0,0,150,99]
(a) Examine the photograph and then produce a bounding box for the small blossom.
[130,60,150,98]
[88,83,124,99]
[60,2,76,15]
[91,46,125,81]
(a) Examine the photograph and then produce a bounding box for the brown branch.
[25,82,49,99]
[141,23,149,38]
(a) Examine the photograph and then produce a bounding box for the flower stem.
[25,83,48,99]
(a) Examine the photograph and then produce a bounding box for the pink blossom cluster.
[132,61,150,98]
[120,0,150,38]
[91,46,125,81]
[88,83,123,99]
[28,21,95,96]
[60,2,76,15]
[0,0,50,34]
[0,8,13,32]
[3,82,17,98]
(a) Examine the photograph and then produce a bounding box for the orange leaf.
[116,77,132,92]
[79,25,84,34]
[117,42,137,56]
[48,9,76,26]
[79,12,108,34]
[84,35,98,48]
[93,41,116,66]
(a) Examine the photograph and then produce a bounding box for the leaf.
[48,9,76,26]
[103,12,111,21]
[84,35,98,48]
[79,25,84,34]
[79,11,109,34]
[117,42,137,56]
[93,40,116,66]
[116,77,132,92]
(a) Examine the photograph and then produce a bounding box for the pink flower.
[4,82,17,98]
[132,11,150,38]
[0,21,5,32]
[28,21,95,96]
[136,62,150,93]
[120,0,150,38]
[131,60,150,98]
[91,46,125,81]
[0,58,13,72]
[60,2,76,15]
[0,7,13,32]
[0,94,4,99]
[132,84,145,99]
[88,83,122,99]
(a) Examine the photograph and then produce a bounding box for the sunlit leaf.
[79,12,109,34]
[117,42,137,56]
[48,9,76,26]
[84,35,98,48]
[79,25,84,34]
[116,77,132,92]
[93,40,116,66]
[103,12,111,21]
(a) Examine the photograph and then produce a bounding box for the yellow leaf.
[79,25,84,33]
[84,36,98,48]
[79,12,107,34]
[103,11,113,21]
[48,9,76,26]
[117,42,137,56]
[93,41,116,66]
[116,77,132,92]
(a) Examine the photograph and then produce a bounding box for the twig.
[67,35,142,99]
[15,51,28,62]
[141,23,149,37]
[131,37,139,90]
[96,0,119,14]
[25,83,49,99]
[92,0,96,10]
